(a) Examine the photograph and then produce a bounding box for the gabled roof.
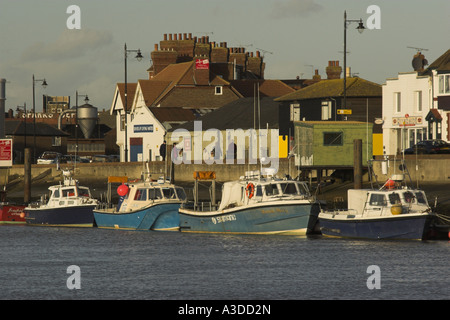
[275,77,381,102]
[135,61,234,108]
[424,49,450,73]
[114,83,137,112]
[169,97,279,132]
[230,79,295,97]
[150,107,196,123]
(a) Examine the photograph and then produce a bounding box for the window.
[175,188,186,200]
[120,114,125,131]
[439,75,450,94]
[280,183,298,195]
[162,188,176,199]
[215,86,223,95]
[394,92,401,113]
[264,184,279,196]
[321,101,332,120]
[414,91,422,112]
[52,136,61,147]
[323,132,343,146]
[369,194,387,206]
[134,189,147,201]
[290,103,300,121]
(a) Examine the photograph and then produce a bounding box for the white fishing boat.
[24,170,99,227]
[319,173,435,240]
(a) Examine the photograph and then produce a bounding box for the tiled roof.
[116,83,137,112]
[4,120,70,136]
[230,79,295,97]
[425,49,450,73]
[274,77,381,101]
[150,107,196,122]
[168,97,279,132]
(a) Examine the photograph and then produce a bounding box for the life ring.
[246,183,255,199]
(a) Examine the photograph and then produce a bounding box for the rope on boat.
[434,213,450,223]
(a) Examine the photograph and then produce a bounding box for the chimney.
[313,69,321,81]
[326,60,342,79]
[412,52,428,72]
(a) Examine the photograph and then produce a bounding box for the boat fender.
[246,183,255,199]
[391,205,402,215]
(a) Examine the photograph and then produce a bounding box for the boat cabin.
[45,184,93,208]
[348,188,430,217]
[218,179,312,211]
[119,184,187,212]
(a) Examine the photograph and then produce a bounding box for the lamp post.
[75,91,89,160]
[343,11,365,111]
[124,43,143,162]
[32,75,48,163]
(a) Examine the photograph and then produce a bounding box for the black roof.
[168,97,279,132]
[5,120,70,136]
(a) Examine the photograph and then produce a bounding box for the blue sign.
[134,124,153,133]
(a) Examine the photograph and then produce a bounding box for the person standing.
[159,140,166,161]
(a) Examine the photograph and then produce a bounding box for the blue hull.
[93,203,181,231]
[25,205,96,227]
[179,203,320,235]
[319,214,433,240]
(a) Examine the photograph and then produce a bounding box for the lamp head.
[135,49,143,61]
[41,79,48,88]
[357,19,365,34]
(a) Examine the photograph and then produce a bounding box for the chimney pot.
[154,44,158,51]
[164,34,167,41]
[169,34,172,40]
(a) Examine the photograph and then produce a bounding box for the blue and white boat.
[318,175,435,240]
[93,178,187,231]
[178,171,321,235]
[24,170,98,227]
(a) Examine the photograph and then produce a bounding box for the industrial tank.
[77,103,98,139]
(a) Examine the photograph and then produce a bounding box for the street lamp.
[32,74,48,163]
[75,91,89,159]
[343,11,365,111]
[124,43,143,162]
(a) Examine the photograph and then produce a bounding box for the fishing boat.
[93,177,187,231]
[0,190,26,224]
[24,170,98,227]
[178,171,321,235]
[318,174,435,240]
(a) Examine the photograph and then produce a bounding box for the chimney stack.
[326,60,342,79]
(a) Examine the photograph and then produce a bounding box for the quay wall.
[1,156,449,186]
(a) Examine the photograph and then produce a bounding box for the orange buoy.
[20,212,25,219]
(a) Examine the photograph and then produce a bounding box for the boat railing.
[181,201,218,212]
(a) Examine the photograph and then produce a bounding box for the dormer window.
[215,86,223,95]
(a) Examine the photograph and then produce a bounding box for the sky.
[0,0,449,113]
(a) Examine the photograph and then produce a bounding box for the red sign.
[195,59,209,70]
[0,139,13,167]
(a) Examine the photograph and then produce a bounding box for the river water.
[0,225,448,301]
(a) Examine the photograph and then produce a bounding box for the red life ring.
[246,183,255,199]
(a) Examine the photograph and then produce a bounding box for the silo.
[77,103,98,139]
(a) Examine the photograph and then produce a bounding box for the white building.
[382,49,450,155]
[382,72,431,155]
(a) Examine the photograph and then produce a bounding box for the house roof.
[168,97,279,132]
[274,77,382,102]
[136,61,235,108]
[150,107,196,123]
[424,49,450,73]
[4,120,70,136]
[116,83,137,112]
[230,79,295,97]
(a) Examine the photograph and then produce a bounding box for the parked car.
[404,139,450,154]
[61,155,90,164]
[37,152,62,164]
[90,155,114,163]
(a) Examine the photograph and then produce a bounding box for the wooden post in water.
[24,148,31,204]
[354,139,362,189]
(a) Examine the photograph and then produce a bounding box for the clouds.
[21,29,114,62]
[269,0,323,19]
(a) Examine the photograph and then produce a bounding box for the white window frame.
[414,90,422,112]
[215,86,223,95]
